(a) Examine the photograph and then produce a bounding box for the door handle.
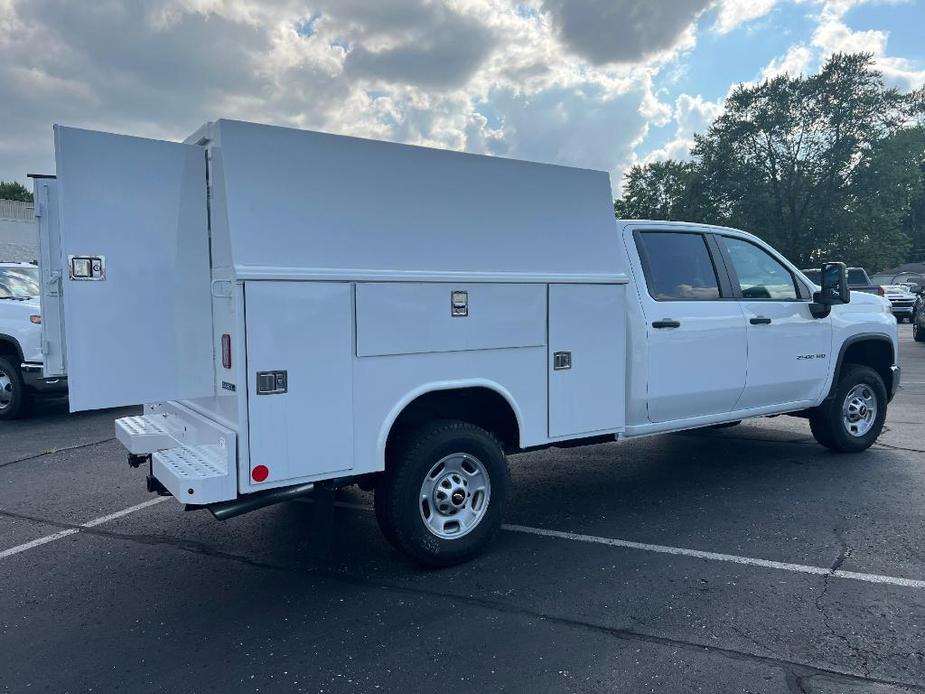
[750,317,772,325]
[652,319,681,329]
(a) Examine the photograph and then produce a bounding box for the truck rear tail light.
[221,334,232,369]
[877,286,885,296]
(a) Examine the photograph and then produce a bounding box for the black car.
[914,290,925,342]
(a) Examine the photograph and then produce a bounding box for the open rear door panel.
[50,126,214,411]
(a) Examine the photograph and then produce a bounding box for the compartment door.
[244,281,354,489]
[548,284,626,438]
[50,126,214,411]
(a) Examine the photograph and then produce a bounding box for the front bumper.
[20,363,68,395]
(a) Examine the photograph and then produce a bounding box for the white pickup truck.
[33,121,899,566]
[0,262,67,418]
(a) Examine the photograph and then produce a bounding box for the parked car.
[881,284,917,323]
[0,261,67,418]
[35,121,900,566]
[914,290,925,342]
[802,266,884,296]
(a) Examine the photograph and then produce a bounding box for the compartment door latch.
[256,370,288,395]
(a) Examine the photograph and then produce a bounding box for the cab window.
[721,237,798,300]
[636,232,721,301]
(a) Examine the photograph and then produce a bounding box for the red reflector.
[221,334,232,369]
[251,465,269,483]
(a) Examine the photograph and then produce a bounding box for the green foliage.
[0,181,33,203]
[615,53,925,271]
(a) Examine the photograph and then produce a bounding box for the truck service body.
[33,120,900,565]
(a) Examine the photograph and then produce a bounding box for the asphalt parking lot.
[2,325,924,693]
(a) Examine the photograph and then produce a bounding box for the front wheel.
[375,420,511,567]
[809,365,887,453]
[914,318,925,342]
[0,356,28,420]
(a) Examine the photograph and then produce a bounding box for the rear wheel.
[0,356,28,420]
[375,420,511,567]
[914,318,925,342]
[809,365,886,453]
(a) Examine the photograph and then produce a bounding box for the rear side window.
[721,237,798,300]
[636,232,721,300]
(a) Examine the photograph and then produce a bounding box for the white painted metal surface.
[244,281,354,489]
[53,127,214,411]
[356,283,546,357]
[548,284,626,437]
[32,178,66,376]
[212,120,626,283]
[736,300,831,408]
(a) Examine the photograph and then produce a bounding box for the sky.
[1,0,923,195]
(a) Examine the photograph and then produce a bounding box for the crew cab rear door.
[40,126,214,411]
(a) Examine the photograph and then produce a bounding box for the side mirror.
[810,261,850,318]
[819,262,850,304]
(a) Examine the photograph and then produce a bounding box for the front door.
[716,235,832,409]
[629,228,747,423]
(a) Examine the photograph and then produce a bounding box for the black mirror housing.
[819,261,850,305]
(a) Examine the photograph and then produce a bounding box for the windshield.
[847,269,869,285]
[0,266,40,299]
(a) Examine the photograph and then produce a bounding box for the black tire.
[809,365,886,453]
[914,319,925,342]
[375,420,511,568]
[0,356,28,420]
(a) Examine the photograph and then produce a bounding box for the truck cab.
[34,121,899,566]
[0,261,67,418]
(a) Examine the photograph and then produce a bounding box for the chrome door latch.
[256,370,287,395]
[68,255,105,281]
[553,351,572,370]
[451,290,468,317]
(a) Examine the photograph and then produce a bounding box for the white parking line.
[0,497,169,561]
[328,500,925,589]
[7,496,925,591]
[503,524,925,590]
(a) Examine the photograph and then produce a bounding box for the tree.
[616,53,925,270]
[614,160,699,220]
[0,181,33,203]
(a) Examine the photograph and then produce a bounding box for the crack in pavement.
[1,507,923,691]
[0,437,116,468]
[813,528,873,680]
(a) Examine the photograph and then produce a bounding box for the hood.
[848,290,890,308]
[0,296,41,312]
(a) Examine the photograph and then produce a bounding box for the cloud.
[808,0,925,88]
[643,93,723,163]
[760,44,814,79]
[713,0,777,33]
[541,0,711,64]
[343,7,496,88]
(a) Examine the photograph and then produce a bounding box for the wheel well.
[839,338,894,395]
[387,387,521,457]
[0,336,22,362]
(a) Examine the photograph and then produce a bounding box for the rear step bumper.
[115,402,237,505]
